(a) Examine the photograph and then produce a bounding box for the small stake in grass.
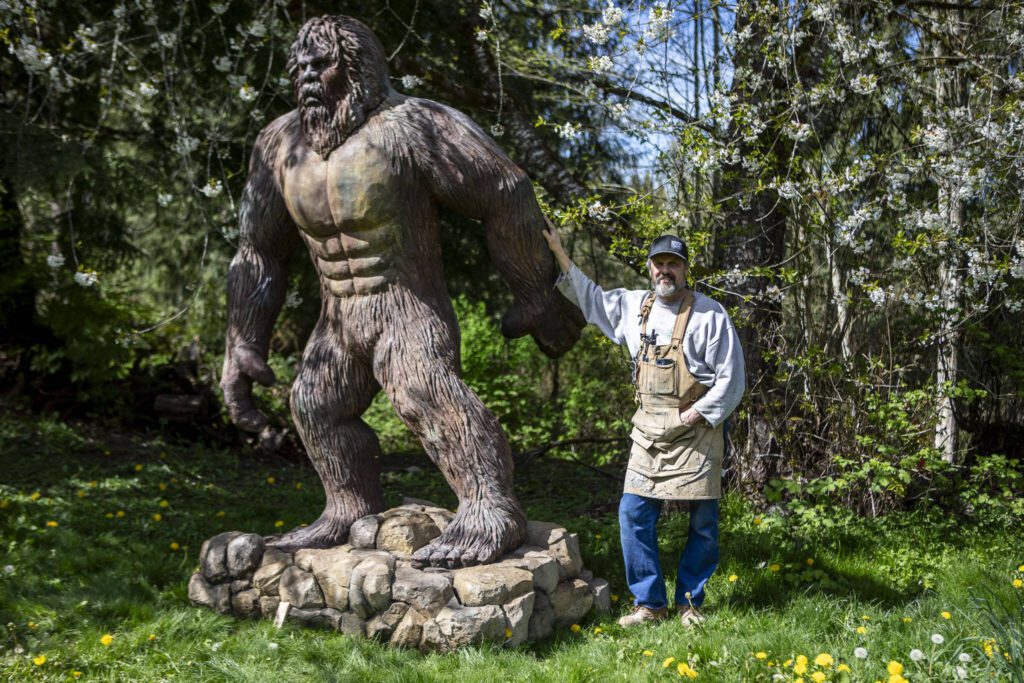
[274,601,291,629]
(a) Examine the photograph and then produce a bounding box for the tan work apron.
[624,291,724,500]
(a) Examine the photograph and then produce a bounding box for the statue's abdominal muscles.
[282,136,400,298]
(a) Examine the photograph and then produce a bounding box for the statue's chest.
[281,137,401,238]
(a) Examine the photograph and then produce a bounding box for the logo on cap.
[672,240,682,250]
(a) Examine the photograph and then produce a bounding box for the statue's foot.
[266,513,350,553]
[411,498,526,569]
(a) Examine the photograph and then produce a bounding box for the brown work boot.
[616,605,669,628]
[676,605,706,628]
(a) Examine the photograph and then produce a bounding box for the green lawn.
[1,414,1021,681]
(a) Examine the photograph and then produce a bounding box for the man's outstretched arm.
[222,118,301,431]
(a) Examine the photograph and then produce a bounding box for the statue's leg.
[375,295,526,568]
[268,317,384,552]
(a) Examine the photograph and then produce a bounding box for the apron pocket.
[640,358,677,396]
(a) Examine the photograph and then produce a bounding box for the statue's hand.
[501,294,585,358]
[220,344,277,432]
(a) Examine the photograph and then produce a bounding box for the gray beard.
[300,103,347,158]
[655,281,681,298]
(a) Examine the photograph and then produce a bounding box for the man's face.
[648,254,688,299]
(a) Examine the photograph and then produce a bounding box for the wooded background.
[2,0,1022,524]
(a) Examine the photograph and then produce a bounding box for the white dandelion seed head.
[931,633,945,645]
[854,647,868,659]
[910,649,924,661]
[958,653,971,663]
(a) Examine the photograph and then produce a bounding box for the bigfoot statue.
[220,16,584,568]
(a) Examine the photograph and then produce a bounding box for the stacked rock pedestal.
[188,502,611,651]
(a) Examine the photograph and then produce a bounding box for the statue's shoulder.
[253,111,301,159]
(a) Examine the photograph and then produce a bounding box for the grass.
[1,412,1022,681]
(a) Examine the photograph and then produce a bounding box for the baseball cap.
[648,234,689,262]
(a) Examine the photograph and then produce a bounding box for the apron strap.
[670,290,695,350]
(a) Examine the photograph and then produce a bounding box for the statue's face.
[293,43,345,113]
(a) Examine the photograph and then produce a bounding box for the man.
[542,221,744,627]
[220,16,583,568]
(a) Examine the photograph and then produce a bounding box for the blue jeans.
[619,493,720,609]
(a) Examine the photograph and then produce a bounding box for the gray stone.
[452,564,533,607]
[401,497,440,508]
[528,591,554,641]
[550,578,593,627]
[579,568,594,582]
[230,579,251,594]
[525,522,582,579]
[390,607,426,648]
[339,611,367,637]
[391,566,454,616]
[188,572,231,614]
[588,577,611,613]
[253,560,289,597]
[376,510,440,556]
[506,549,560,595]
[288,607,343,630]
[260,547,293,568]
[199,531,241,583]
[348,555,394,618]
[502,591,535,647]
[349,515,381,549]
[278,566,325,609]
[421,507,455,534]
[420,603,505,652]
[231,588,261,618]
[259,595,280,619]
[292,547,360,611]
[294,546,349,573]
[226,533,265,579]
[366,602,410,640]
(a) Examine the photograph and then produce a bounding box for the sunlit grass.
[1,414,1021,681]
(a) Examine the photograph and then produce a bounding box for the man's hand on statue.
[220,344,276,433]
[680,406,705,427]
[541,216,572,273]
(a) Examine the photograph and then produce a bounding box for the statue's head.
[287,16,392,157]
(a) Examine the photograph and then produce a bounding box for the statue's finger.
[500,307,530,339]
[234,346,277,386]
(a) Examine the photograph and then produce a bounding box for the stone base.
[188,500,611,651]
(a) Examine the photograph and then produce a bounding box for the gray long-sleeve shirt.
[557,264,745,427]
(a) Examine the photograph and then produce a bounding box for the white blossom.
[2,565,13,575]
[587,201,613,222]
[173,134,199,156]
[138,81,158,98]
[922,125,949,151]
[201,180,223,198]
[557,122,581,140]
[400,74,423,89]
[489,123,504,137]
[475,29,489,42]
[158,32,177,48]
[210,641,222,652]
[588,55,613,73]
[603,2,625,25]
[74,271,98,287]
[775,180,801,200]
[931,633,944,645]
[909,649,924,661]
[868,287,886,306]
[479,2,493,20]
[583,23,611,45]
[851,73,878,95]
[13,41,54,74]
[285,291,302,308]
[47,253,65,269]
[214,56,232,73]
[268,642,279,650]
[644,1,675,41]
[211,2,228,15]
[785,120,812,142]
[238,84,257,102]
[247,21,267,38]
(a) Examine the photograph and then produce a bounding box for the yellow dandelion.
[856,626,868,634]
[784,659,793,667]
[728,574,738,583]
[941,611,952,619]
[811,672,826,683]
[89,481,97,487]
[103,449,111,456]
[77,491,87,498]
[266,476,275,485]
[887,661,904,676]
[889,676,908,683]
[1012,579,1023,589]
[170,478,178,484]
[611,594,619,602]
[30,492,41,501]
[46,520,58,527]
[901,616,912,623]
[216,511,225,518]
[100,633,114,646]
[814,653,834,667]
[135,464,143,472]
[595,533,602,539]
[1017,564,1024,572]
[169,542,180,550]
[73,671,82,678]
[861,614,871,620]
[104,512,114,519]
[159,483,167,491]
[33,654,46,666]
[116,510,125,518]
[806,558,814,566]
[753,516,762,525]
[570,624,581,633]
[274,520,284,528]
[769,563,781,572]
[28,621,36,629]
[678,662,698,679]
[504,628,512,638]
[795,679,804,683]
[152,513,162,522]
[295,482,303,490]
[755,652,768,660]
[984,640,996,657]
[837,664,851,673]
[148,634,157,641]
[796,655,808,666]
[662,657,676,668]
[159,500,169,508]
[794,662,808,675]
[642,650,654,657]
[593,627,603,634]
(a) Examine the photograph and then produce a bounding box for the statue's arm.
[221,120,301,431]
[416,102,584,357]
